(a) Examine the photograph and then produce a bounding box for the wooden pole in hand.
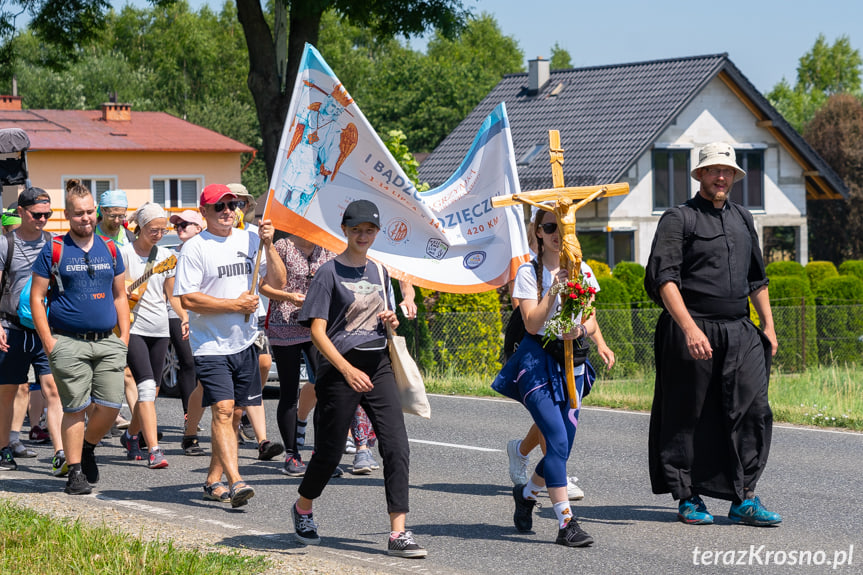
[244,238,264,323]
[548,131,580,409]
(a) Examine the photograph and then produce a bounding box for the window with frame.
[730,150,764,209]
[153,178,199,209]
[579,230,634,266]
[63,177,114,199]
[652,150,690,210]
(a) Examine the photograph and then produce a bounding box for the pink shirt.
[265,238,336,346]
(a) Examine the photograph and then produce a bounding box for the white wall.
[608,77,809,265]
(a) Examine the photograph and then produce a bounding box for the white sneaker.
[506,439,529,485]
[567,476,584,500]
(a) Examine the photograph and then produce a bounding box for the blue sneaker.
[677,495,714,525]
[728,496,782,526]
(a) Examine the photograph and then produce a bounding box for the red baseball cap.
[200,184,237,206]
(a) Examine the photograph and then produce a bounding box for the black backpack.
[502,259,542,361]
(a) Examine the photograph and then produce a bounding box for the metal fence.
[410,302,863,376]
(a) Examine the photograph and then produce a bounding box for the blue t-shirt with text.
[32,234,125,333]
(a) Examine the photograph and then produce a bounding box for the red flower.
[569,293,578,299]
[567,281,575,288]
[574,283,582,290]
[579,288,586,295]
[588,287,596,295]
[586,272,592,278]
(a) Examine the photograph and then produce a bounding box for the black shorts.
[194,344,262,407]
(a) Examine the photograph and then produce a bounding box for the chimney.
[528,57,550,95]
[0,95,22,111]
[101,102,131,122]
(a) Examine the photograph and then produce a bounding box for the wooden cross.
[492,130,629,408]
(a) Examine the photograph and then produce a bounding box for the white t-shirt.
[121,243,175,338]
[173,228,267,356]
[512,260,599,337]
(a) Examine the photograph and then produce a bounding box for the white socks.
[553,500,573,528]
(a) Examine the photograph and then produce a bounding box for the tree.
[1,0,471,181]
[797,34,862,95]
[359,13,523,152]
[549,42,571,69]
[804,93,863,262]
[767,34,862,133]
[235,0,471,180]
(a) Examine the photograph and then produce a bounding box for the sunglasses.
[539,222,558,234]
[83,252,95,279]
[176,221,196,231]
[211,201,239,213]
[27,210,52,220]
[235,200,248,209]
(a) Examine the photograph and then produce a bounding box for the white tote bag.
[375,262,431,419]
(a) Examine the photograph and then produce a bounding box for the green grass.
[425,364,863,431]
[0,501,270,575]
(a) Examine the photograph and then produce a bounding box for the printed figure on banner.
[276,82,358,215]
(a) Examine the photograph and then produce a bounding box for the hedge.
[813,275,863,365]
[766,261,808,286]
[594,276,637,377]
[611,261,655,308]
[767,276,818,371]
[428,291,502,375]
[394,281,435,374]
[838,260,863,281]
[805,261,839,286]
[585,259,611,279]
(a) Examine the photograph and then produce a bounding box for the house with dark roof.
[0,95,254,231]
[419,53,848,266]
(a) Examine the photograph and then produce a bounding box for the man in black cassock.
[644,142,781,527]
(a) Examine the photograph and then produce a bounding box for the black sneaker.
[281,454,307,477]
[257,440,284,461]
[292,503,321,545]
[555,518,594,547]
[0,446,17,471]
[387,531,428,558]
[81,445,99,484]
[512,484,536,532]
[64,469,92,495]
[182,436,207,456]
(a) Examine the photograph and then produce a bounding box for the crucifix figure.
[492,130,629,407]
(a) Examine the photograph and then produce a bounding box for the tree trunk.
[235,0,325,182]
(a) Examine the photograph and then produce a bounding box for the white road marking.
[430,394,863,436]
[408,439,500,452]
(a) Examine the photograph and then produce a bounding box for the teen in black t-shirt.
[293,200,427,558]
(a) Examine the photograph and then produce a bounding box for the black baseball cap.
[18,187,50,208]
[341,199,380,228]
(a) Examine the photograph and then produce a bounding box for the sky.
[120,0,862,94]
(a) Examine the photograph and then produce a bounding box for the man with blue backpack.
[30,182,130,495]
[0,187,65,475]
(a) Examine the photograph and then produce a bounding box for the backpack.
[646,198,756,307]
[679,197,754,248]
[503,258,592,369]
[49,234,117,296]
[502,259,542,361]
[0,230,52,301]
[16,275,39,329]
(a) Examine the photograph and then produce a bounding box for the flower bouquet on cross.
[543,269,596,345]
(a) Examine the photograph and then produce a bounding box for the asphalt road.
[3,391,862,575]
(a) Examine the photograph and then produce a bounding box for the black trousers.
[298,348,410,514]
[649,313,773,503]
[271,342,315,455]
[168,317,197,413]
